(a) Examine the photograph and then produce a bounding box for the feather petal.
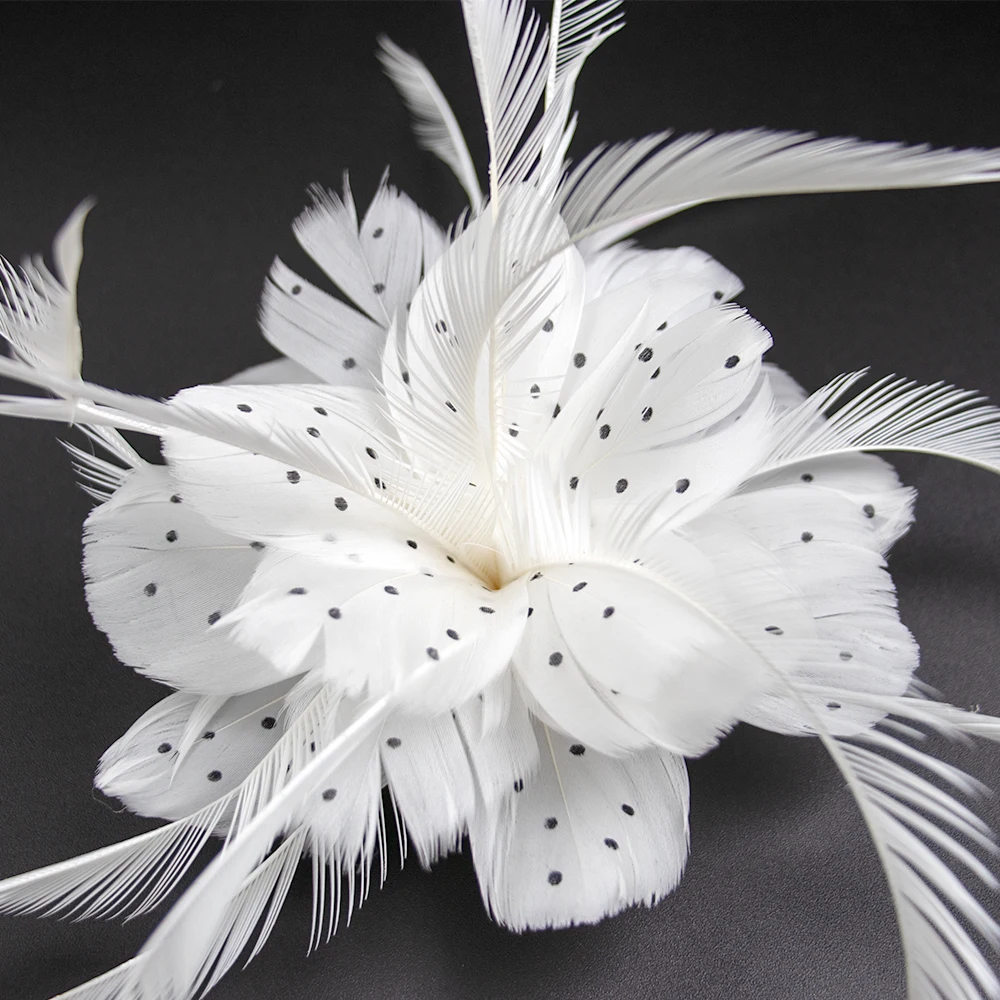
[470,717,689,931]
[83,463,284,695]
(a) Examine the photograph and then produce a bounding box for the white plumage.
[2,1,1000,998]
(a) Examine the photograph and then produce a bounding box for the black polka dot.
[372,227,384,239]
[603,606,615,618]
[157,742,172,754]
[641,406,653,422]
[509,427,519,438]
[638,347,654,363]
[169,494,182,503]
[447,555,456,563]
[863,503,876,518]
[261,716,276,730]
[530,571,542,581]
[542,318,554,332]
[650,366,661,379]
[599,424,611,439]
[827,702,842,711]
[621,803,634,816]
[434,320,448,334]
[207,770,222,782]
[615,478,628,494]
[657,321,667,331]
[596,408,604,421]
[384,585,399,595]
[250,541,265,551]
[548,871,563,885]
[764,625,784,635]
[286,470,301,484]
[446,628,460,640]
[286,587,306,597]
[713,290,724,300]
[386,737,401,749]
[237,403,252,413]
[314,406,328,416]
[373,282,385,294]
[479,606,495,614]
[291,284,302,295]
[513,778,524,792]
[165,530,177,543]
[445,400,457,412]
[343,357,356,370]
[530,383,540,397]
[322,788,338,801]
[572,582,587,592]
[203,731,215,740]
[334,497,348,511]
[800,473,813,482]
[144,583,157,597]
[552,403,561,418]
[207,611,221,625]
[549,651,563,666]
[675,478,690,493]
[426,647,440,660]
[526,607,533,617]
[604,837,619,850]
[328,607,341,619]
[569,476,579,490]
[724,355,740,369]
[401,371,410,385]
[801,531,813,542]
[306,426,320,438]
[573,353,586,368]
[544,816,558,829]
[569,744,585,756]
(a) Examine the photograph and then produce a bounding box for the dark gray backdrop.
[1,3,999,999]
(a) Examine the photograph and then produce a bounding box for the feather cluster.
[2,2,1000,998]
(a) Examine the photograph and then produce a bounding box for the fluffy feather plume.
[2,3,1000,999]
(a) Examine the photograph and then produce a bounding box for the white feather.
[562,129,1000,250]
[377,35,484,209]
[469,716,689,931]
[0,198,92,378]
[461,0,549,209]
[2,3,1000,996]
[791,695,1000,1000]
[83,463,285,695]
[760,370,1000,476]
[51,695,393,1000]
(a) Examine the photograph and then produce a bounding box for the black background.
[1,3,1000,999]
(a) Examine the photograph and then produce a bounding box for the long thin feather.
[547,0,622,107]
[52,695,393,1000]
[461,0,549,211]
[0,685,330,921]
[781,686,1000,1000]
[0,198,92,378]
[377,36,484,209]
[755,371,1000,478]
[560,129,1000,249]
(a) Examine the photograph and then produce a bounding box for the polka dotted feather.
[468,715,689,932]
[96,682,291,821]
[83,464,284,695]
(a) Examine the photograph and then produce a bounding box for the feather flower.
[2,2,1000,998]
